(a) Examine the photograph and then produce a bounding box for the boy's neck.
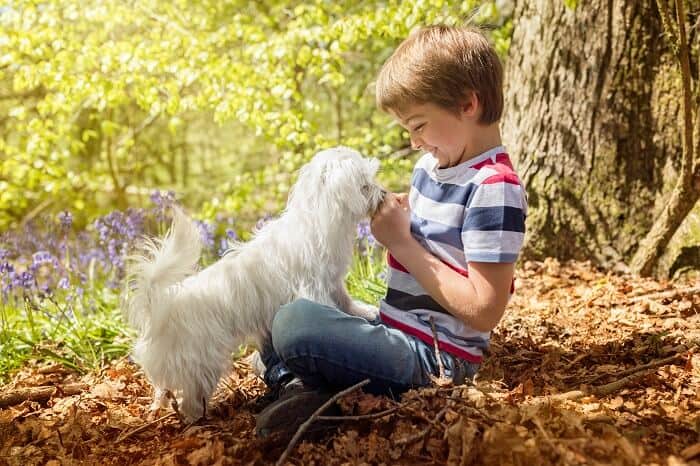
[457,124,503,165]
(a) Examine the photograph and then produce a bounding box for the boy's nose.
[410,135,423,150]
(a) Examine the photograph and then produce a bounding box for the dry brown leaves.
[1,259,698,466]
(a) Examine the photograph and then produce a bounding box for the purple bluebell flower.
[57,277,70,289]
[357,221,371,239]
[150,190,177,223]
[38,283,52,297]
[0,262,14,274]
[255,213,273,231]
[58,211,73,230]
[356,220,376,255]
[31,251,57,268]
[218,238,231,257]
[194,219,215,250]
[17,270,35,290]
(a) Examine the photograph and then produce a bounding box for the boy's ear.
[460,91,480,118]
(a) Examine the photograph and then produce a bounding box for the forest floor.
[1,260,698,466]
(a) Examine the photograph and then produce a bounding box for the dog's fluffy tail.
[125,206,202,333]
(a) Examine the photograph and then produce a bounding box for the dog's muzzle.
[370,189,388,216]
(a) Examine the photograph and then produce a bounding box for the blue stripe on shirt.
[412,168,478,205]
[463,206,526,233]
[410,212,463,250]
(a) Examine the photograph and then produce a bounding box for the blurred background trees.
[1,0,698,277]
[0,0,508,230]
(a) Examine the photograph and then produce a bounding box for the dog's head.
[288,146,385,218]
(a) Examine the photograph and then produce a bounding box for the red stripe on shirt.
[471,153,520,185]
[379,311,483,363]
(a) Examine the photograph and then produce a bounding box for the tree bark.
[629,0,700,275]
[502,0,698,273]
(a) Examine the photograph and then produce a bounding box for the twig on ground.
[395,387,460,447]
[317,398,421,422]
[276,378,370,466]
[529,349,693,406]
[429,316,452,387]
[586,352,685,385]
[36,364,69,375]
[533,361,679,406]
[116,412,176,443]
[591,368,661,397]
[443,397,504,423]
[395,405,450,446]
[0,383,88,408]
[627,285,700,303]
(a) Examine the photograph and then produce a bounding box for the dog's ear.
[287,159,325,209]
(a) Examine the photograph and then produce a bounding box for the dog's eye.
[361,184,370,194]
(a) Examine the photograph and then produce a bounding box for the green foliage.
[0,286,133,380]
[0,0,512,231]
[346,249,388,305]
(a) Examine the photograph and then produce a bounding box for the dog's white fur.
[124,146,385,421]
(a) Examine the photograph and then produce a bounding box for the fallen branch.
[395,405,450,446]
[591,368,660,397]
[0,383,88,408]
[531,349,693,405]
[317,398,421,422]
[276,379,370,466]
[429,316,452,387]
[116,412,176,443]
[627,285,700,304]
[586,352,685,385]
[534,368,668,406]
[395,387,460,447]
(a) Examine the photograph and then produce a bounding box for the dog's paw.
[179,397,206,423]
[149,388,170,412]
[349,301,379,321]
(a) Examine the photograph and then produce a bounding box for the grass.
[0,249,388,383]
[0,285,135,382]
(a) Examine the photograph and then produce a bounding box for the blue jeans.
[260,298,480,396]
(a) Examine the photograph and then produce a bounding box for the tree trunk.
[502,0,695,272]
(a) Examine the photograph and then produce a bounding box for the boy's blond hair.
[375,25,503,124]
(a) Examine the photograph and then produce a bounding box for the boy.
[254,24,527,438]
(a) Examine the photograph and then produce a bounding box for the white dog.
[124,146,385,422]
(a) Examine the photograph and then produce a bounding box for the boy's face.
[391,100,479,169]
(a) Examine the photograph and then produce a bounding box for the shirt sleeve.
[461,179,527,263]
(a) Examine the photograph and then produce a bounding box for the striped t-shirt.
[378,146,527,363]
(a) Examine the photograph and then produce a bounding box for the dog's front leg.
[147,387,171,419]
[331,282,379,321]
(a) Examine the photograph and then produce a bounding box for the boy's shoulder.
[469,151,522,187]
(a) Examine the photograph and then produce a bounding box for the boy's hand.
[370,192,411,250]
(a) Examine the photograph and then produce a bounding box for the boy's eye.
[412,124,425,133]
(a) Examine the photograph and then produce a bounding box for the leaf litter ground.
[1,259,698,465]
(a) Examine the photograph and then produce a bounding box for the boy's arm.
[389,238,513,332]
[371,193,513,332]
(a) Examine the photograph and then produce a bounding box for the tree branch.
[0,383,88,408]
[276,379,370,466]
[630,0,698,276]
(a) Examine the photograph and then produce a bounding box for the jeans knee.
[271,299,316,358]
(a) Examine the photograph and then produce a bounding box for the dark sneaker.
[255,379,340,438]
[249,374,300,413]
